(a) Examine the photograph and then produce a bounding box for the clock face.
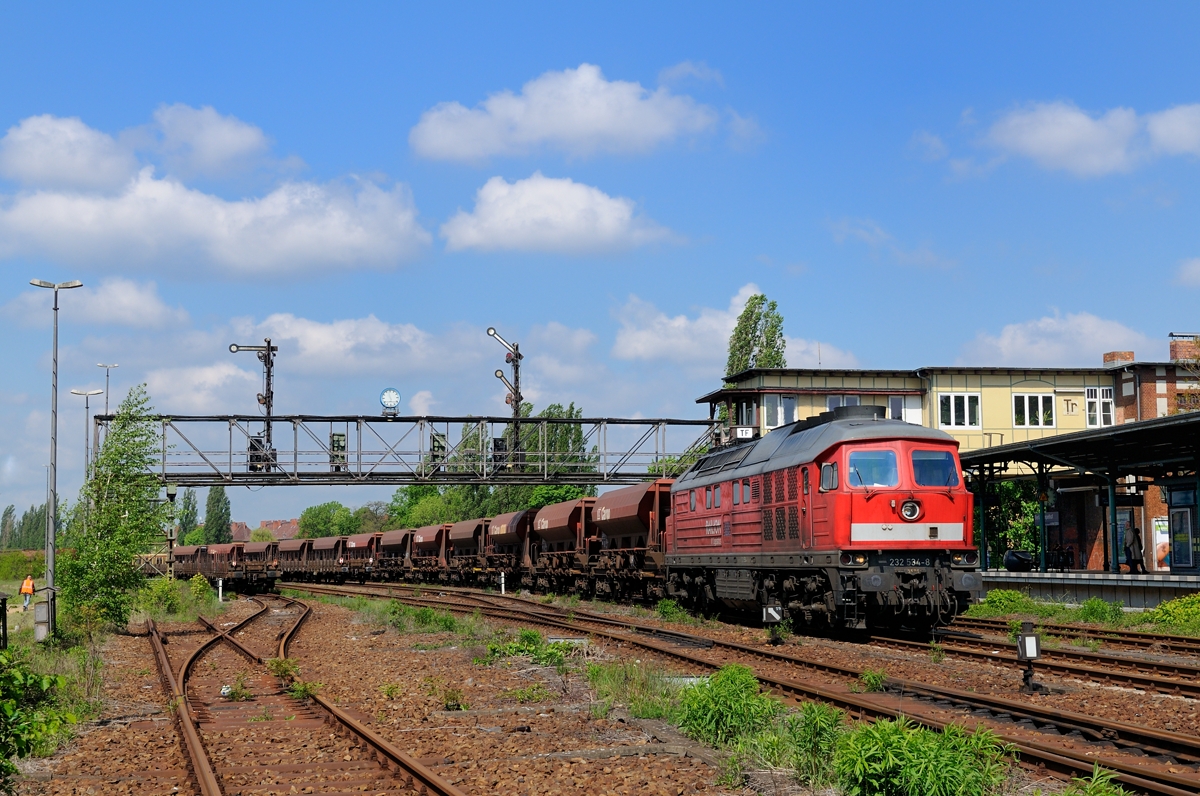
[380,388,401,409]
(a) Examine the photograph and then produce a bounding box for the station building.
[698,335,1200,579]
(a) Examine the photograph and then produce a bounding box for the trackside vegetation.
[968,588,1200,636]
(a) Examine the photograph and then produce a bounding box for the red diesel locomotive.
[171,405,982,629]
[667,405,981,628]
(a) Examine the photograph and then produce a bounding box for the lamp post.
[487,327,523,466]
[30,278,83,639]
[96,363,118,415]
[70,389,103,473]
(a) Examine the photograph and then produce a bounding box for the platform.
[981,569,1200,609]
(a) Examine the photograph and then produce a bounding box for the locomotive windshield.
[912,449,960,486]
[847,450,898,487]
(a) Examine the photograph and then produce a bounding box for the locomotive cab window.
[733,481,740,505]
[847,450,898,488]
[713,485,721,508]
[705,487,712,509]
[744,478,753,502]
[912,450,960,486]
[802,468,809,495]
[689,490,696,511]
[819,462,838,491]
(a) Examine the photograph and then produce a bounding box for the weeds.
[586,661,683,720]
[379,682,403,699]
[929,643,946,664]
[247,705,273,722]
[503,683,550,703]
[266,658,300,680]
[475,628,577,668]
[287,680,323,701]
[441,687,467,711]
[767,617,793,645]
[722,701,846,789]
[678,664,780,746]
[655,598,688,622]
[1063,763,1130,796]
[1077,597,1124,625]
[857,669,887,693]
[223,673,253,702]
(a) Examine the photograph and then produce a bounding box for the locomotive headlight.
[951,551,979,567]
[839,552,868,567]
[900,500,921,522]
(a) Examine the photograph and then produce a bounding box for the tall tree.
[0,506,13,550]
[725,293,787,376]
[177,488,198,543]
[248,527,275,542]
[58,385,171,629]
[204,486,232,544]
[298,501,342,538]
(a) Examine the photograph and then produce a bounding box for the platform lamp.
[30,277,83,640]
[96,363,118,415]
[69,389,103,473]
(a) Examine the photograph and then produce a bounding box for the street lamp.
[30,278,83,639]
[70,389,103,473]
[96,363,118,415]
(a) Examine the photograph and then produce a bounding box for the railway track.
[951,615,1200,657]
[147,593,465,796]
[283,581,1200,796]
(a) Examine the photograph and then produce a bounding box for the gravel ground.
[287,600,734,796]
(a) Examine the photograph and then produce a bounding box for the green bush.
[1075,597,1124,625]
[586,661,682,720]
[0,650,76,794]
[476,628,576,667]
[0,551,45,582]
[1150,592,1200,630]
[834,718,1012,796]
[677,664,780,747]
[655,598,688,622]
[188,574,211,603]
[141,577,181,614]
[968,589,1039,617]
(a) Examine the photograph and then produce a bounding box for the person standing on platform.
[1127,527,1146,574]
[20,574,34,610]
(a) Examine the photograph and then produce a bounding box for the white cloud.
[3,278,187,328]
[784,336,859,368]
[0,169,430,274]
[409,63,718,161]
[658,61,724,87]
[153,104,271,177]
[909,130,947,161]
[441,172,670,254]
[144,362,259,413]
[610,284,755,369]
[1146,104,1200,156]
[988,102,1140,176]
[1176,258,1200,286]
[0,115,138,190]
[408,390,435,416]
[960,312,1152,367]
[829,217,955,268]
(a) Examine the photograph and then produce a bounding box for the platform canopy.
[960,412,1200,480]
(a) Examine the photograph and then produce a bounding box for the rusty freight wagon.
[309,536,349,580]
[529,498,596,593]
[447,518,489,585]
[591,480,672,601]
[278,539,310,581]
[241,541,280,589]
[410,525,448,580]
[377,529,412,580]
[344,532,380,581]
[487,510,533,587]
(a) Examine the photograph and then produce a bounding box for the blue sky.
[2,3,1198,523]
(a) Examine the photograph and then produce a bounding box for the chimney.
[1103,351,1134,365]
[1169,334,1200,362]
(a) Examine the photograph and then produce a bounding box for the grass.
[475,627,577,669]
[282,591,493,640]
[132,576,225,624]
[287,680,322,701]
[1062,763,1131,796]
[585,660,684,720]
[856,669,887,693]
[928,643,946,664]
[502,683,550,703]
[678,664,781,746]
[969,589,1200,639]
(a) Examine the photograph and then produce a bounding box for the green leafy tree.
[298,501,343,538]
[331,504,362,536]
[0,507,13,550]
[182,527,206,546]
[725,293,787,377]
[57,384,171,630]
[976,480,1042,564]
[0,650,73,794]
[176,488,198,542]
[203,486,231,544]
[248,527,274,542]
[387,485,440,529]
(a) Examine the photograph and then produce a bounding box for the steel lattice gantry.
[93,414,717,487]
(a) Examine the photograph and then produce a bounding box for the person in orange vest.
[20,574,34,611]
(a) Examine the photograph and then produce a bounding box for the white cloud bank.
[409,64,718,161]
[144,361,259,413]
[441,172,670,253]
[0,111,429,274]
[987,101,1200,176]
[961,312,1152,367]
[2,278,187,328]
[612,284,856,371]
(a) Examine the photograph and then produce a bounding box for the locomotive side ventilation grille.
[787,506,799,539]
[763,474,774,504]
[787,467,798,501]
[775,507,786,539]
[775,471,785,503]
[763,510,774,541]
[751,478,760,502]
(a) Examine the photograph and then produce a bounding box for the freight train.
[172,405,983,629]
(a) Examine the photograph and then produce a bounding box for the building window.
[735,399,757,427]
[1086,387,1114,427]
[889,396,904,421]
[764,394,798,428]
[1013,394,1054,427]
[826,395,860,411]
[939,393,981,429]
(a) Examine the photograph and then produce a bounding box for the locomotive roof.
[674,405,955,491]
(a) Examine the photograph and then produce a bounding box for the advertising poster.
[1153,517,1170,570]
